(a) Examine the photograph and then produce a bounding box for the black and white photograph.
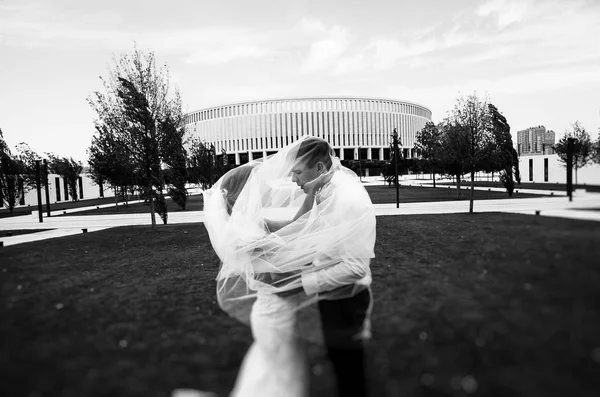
[1,0,599,396]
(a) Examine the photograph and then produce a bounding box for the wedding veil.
[203,135,376,335]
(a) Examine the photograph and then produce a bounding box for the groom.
[285,136,375,397]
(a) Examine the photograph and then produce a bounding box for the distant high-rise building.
[517,125,555,155]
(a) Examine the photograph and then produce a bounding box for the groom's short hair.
[296,137,333,170]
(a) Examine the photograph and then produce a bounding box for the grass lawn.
[364,185,545,205]
[435,181,600,193]
[0,196,139,219]
[1,229,54,237]
[60,194,204,216]
[62,185,545,216]
[2,213,599,397]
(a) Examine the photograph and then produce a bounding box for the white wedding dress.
[230,289,309,397]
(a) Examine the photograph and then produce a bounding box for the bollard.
[63,211,67,215]
[551,192,554,196]
[535,210,540,216]
[82,228,88,233]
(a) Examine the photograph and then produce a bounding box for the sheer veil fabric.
[203,135,376,342]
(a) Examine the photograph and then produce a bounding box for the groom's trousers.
[318,288,371,397]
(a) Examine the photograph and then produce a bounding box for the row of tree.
[402,93,600,213]
[389,94,522,213]
[0,129,84,213]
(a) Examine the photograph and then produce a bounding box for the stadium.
[183,96,432,169]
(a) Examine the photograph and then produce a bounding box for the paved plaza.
[1,182,599,247]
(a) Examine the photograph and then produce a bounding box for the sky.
[1,0,599,163]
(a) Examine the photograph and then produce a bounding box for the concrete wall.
[519,154,600,185]
[6,173,114,209]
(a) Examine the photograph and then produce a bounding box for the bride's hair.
[220,164,256,215]
[296,137,334,170]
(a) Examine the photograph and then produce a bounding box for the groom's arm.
[265,172,333,232]
[265,191,316,232]
[300,257,370,295]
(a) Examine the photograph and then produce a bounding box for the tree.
[414,121,443,187]
[482,104,520,196]
[88,45,183,229]
[0,129,24,212]
[438,121,469,199]
[88,124,138,208]
[117,76,167,224]
[553,121,592,185]
[46,154,83,201]
[447,93,493,213]
[592,132,600,165]
[188,138,219,190]
[13,142,41,193]
[161,115,188,210]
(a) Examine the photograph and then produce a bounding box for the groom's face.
[291,161,320,192]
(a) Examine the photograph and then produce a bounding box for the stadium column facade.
[184,96,432,167]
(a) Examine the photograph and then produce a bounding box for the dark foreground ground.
[1,213,600,397]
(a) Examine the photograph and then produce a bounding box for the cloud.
[0,2,127,49]
[300,24,352,73]
[476,0,530,29]
[386,62,600,119]
[333,52,369,75]
[299,18,326,33]
[183,44,270,65]
[0,2,278,65]
[193,82,300,109]
[370,37,439,70]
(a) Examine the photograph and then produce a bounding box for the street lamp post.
[43,159,51,217]
[566,137,575,202]
[358,146,362,182]
[35,160,43,223]
[393,128,400,208]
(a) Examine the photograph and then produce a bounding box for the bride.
[204,163,316,397]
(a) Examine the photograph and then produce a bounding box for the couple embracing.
[203,136,376,397]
